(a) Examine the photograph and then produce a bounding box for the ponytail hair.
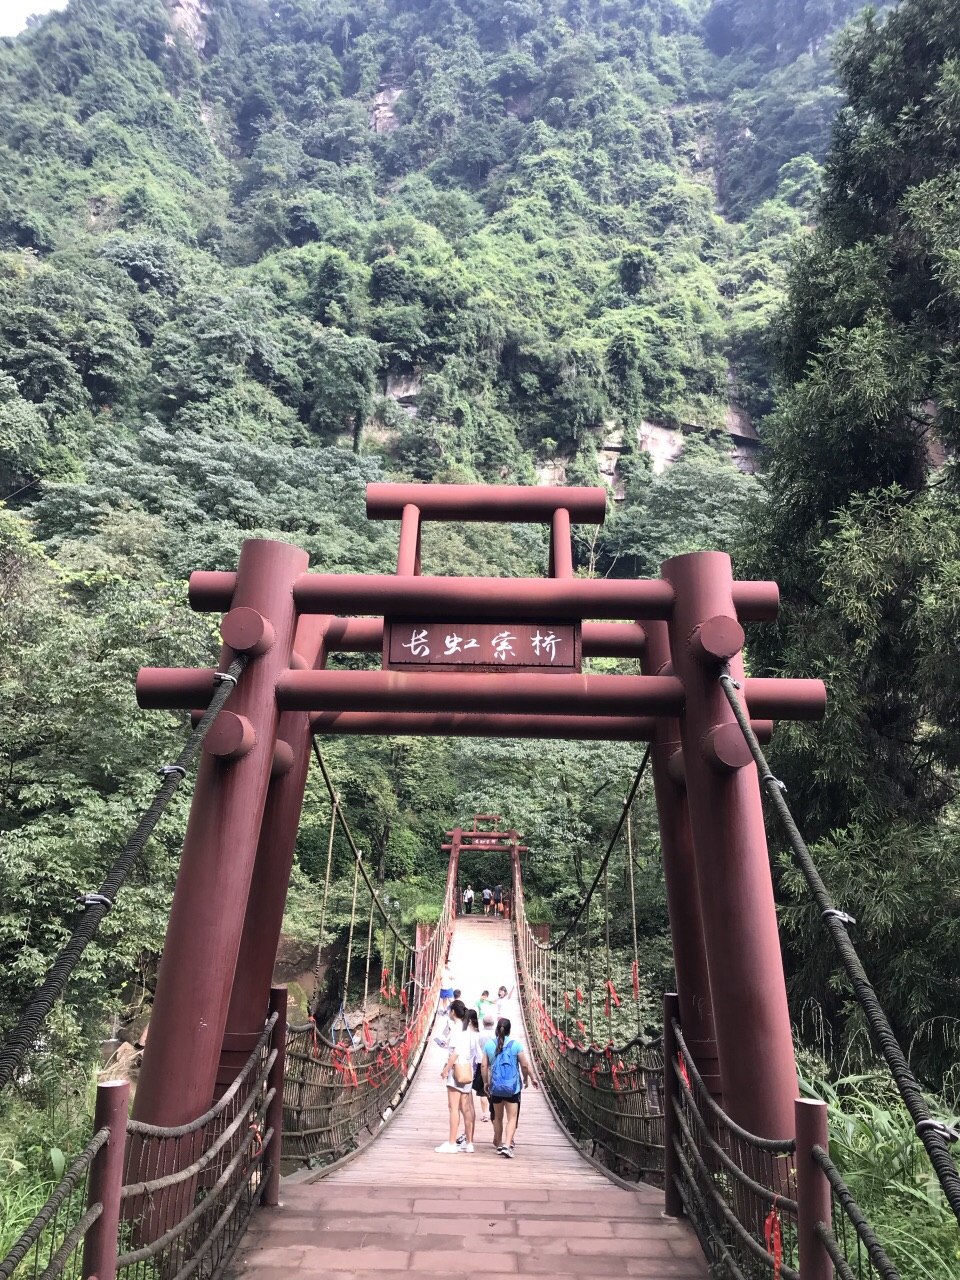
[495,1016,511,1056]
[449,998,467,1021]
[465,1008,479,1032]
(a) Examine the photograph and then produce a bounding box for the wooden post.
[263,986,288,1208]
[82,1079,130,1280]
[795,1098,833,1280]
[663,993,683,1218]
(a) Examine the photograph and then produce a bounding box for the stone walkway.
[228,918,707,1278]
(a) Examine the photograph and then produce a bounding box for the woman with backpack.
[435,1000,479,1153]
[481,1016,538,1157]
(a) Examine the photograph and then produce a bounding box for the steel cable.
[0,655,248,1096]
[719,665,960,1226]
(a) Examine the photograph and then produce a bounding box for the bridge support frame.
[132,538,307,1129]
[662,551,798,1140]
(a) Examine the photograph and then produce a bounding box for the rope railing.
[282,750,457,1168]
[718,665,960,1227]
[116,1011,280,1280]
[511,778,665,1184]
[670,1017,799,1280]
[0,1129,108,1280]
[0,655,249,1097]
[811,1146,902,1280]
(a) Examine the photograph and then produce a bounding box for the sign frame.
[383,618,582,674]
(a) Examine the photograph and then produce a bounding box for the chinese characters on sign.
[386,621,579,672]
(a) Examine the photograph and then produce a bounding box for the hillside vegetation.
[1,0,959,1271]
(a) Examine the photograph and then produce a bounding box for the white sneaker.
[455,1135,466,1146]
[434,1142,459,1153]
[463,1143,474,1153]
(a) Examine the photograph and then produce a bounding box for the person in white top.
[496,984,515,1018]
[435,1000,479,1154]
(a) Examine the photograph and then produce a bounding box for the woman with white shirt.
[435,1000,479,1153]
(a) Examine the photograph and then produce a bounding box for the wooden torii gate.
[133,482,825,1149]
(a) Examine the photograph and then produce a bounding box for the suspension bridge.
[1,482,957,1280]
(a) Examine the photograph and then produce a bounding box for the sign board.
[384,621,581,673]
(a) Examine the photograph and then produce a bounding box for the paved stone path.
[229,917,706,1278]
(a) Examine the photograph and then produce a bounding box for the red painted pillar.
[133,538,308,1127]
[641,620,721,1100]
[795,1098,833,1280]
[661,551,797,1139]
[82,1079,129,1280]
[217,615,328,1090]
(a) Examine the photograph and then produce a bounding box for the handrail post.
[663,992,683,1218]
[82,1079,130,1280]
[795,1098,833,1280]
[263,987,288,1207]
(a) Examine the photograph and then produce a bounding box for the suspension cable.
[310,741,423,953]
[719,664,960,1225]
[0,655,249,1096]
[546,746,651,952]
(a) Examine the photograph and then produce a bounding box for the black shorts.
[472,1065,485,1095]
[490,1092,521,1106]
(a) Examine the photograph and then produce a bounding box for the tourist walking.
[482,1016,538,1157]
[463,884,475,914]
[481,886,493,915]
[436,1000,479,1153]
[439,963,455,1014]
[493,883,503,915]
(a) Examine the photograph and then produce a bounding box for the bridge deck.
[230,918,706,1278]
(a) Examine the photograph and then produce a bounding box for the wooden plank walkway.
[229,917,707,1278]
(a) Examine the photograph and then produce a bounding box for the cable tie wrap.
[719,669,742,689]
[213,671,238,687]
[761,772,787,792]
[916,1118,960,1144]
[78,893,113,910]
[822,908,856,926]
[157,764,187,780]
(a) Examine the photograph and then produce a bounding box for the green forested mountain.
[2,4,960,1259]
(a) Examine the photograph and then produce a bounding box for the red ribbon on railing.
[632,960,640,1000]
[605,979,621,1007]
[611,1061,623,1092]
[249,1122,263,1158]
[576,1019,587,1039]
[362,1020,374,1049]
[380,970,390,998]
[564,991,572,1011]
[589,1065,600,1089]
[678,1052,691,1091]
[765,1197,783,1280]
[308,1016,319,1059]
[575,987,584,1002]
[333,1044,358,1087]
[400,988,408,1010]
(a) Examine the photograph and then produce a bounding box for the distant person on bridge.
[482,1016,538,1157]
[476,989,495,1023]
[439,964,455,1014]
[481,886,493,915]
[463,884,475,914]
[436,1000,479,1154]
[496,984,515,1018]
[493,883,504,915]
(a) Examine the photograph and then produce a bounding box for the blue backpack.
[489,1039,522,1095]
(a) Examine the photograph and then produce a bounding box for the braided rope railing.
[282,772,457,1168]
[115,1013,277,1280]
[0,655,249,1097]
[0,1129,108,1280]
[670,1018,799,1280]
[718,666,960,1227]
[512,816,665,1184]
[811,1145,901,1280]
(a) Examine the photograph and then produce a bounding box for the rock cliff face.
[164,0,210,56]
